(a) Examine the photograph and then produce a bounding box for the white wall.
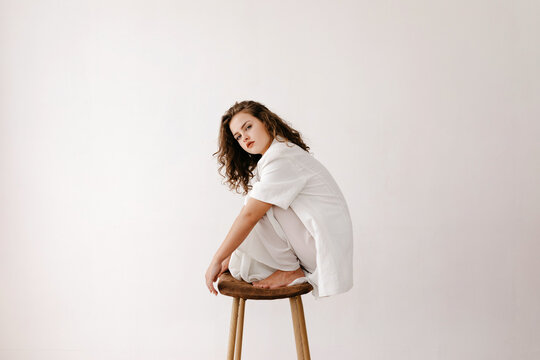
[1,1,539,359]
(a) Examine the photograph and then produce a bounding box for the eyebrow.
[232,121,250,137]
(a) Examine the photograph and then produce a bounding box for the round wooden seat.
[218,271,313,300]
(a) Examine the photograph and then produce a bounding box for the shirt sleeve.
[248,156,308,210]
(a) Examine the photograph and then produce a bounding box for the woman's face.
[229,112,273,155]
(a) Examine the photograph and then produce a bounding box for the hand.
[218,255,231,278]
[205,260,222,296]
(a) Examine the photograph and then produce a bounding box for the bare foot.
[252,268,304,289]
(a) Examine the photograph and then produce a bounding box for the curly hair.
[213,100,310,195]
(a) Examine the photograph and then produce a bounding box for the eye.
[246,125,252,129]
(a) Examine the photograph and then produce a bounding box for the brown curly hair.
[213,100,310,195]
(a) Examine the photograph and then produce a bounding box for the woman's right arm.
[205,197,273,295]
[211,198,272,265]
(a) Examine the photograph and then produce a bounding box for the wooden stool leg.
[234,298,246,360]
[289,296,304,359]
[227,297,240,360]
[296,296,311,360]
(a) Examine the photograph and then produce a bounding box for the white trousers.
[229,205,318,290]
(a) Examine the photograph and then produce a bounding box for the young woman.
[205,100,353,299]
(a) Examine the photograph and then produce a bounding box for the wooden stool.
[218,271,313,360]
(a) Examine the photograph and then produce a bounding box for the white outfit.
[228,136,354,299]
[229,206,317,286]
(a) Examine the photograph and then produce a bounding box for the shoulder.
[258,137,308,169]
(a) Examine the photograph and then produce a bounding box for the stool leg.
[296,296,311,360]
[289,296,304,359]
[227,297,240,360]
[234,298,246,360]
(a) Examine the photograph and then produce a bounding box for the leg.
[227,297,240,360]
[230,207,315,289]
[289,296,304,359]
[296,296,311,360]
[260,206,318,292]
[234,298,246,360]
[272,206,317,274]
[229,211,301,285]
[251,206,313,289]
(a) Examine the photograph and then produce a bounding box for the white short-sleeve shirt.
[246,136,354,298]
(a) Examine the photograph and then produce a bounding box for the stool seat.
[218,271,313,300]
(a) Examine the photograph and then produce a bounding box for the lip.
[247,141,254,148]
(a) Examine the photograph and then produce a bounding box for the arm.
[205,197,273,295]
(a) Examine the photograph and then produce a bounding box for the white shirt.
[245,136,354,298]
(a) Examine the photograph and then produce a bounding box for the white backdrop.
[1,1,539,359]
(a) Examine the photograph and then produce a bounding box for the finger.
[207,280,218,295]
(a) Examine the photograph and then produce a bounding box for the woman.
[205,100,353,299]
